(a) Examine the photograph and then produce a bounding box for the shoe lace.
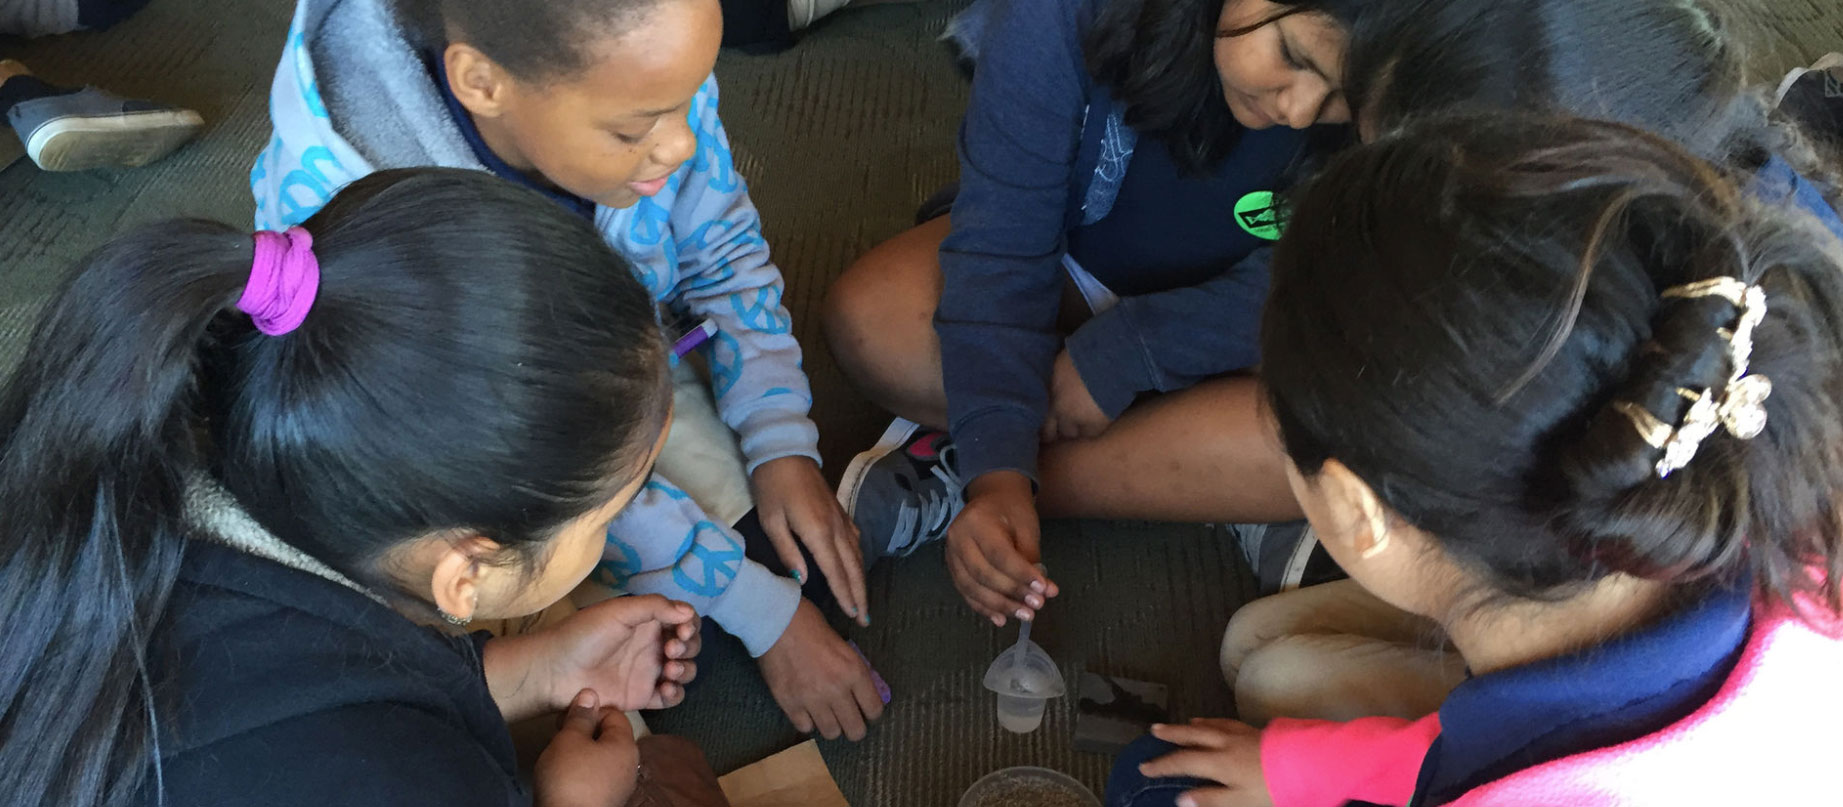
[889,446,966,557]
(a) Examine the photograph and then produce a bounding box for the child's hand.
[945,471,1058,626]
[1042,348,1112,442]
[1138,719,1274,807]
[534,690,640,807]
[751,455,870,626]
[758,598,885,741]
[544,595,701,712]
[485,595,701,723]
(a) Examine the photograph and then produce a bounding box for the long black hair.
[1085,0,1374,173]
[394,0,665,82]
[1264,112,1843,615]
[1344,0,1841,206]
[0,168,670,807]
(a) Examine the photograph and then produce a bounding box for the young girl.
[0,169,704,807]
[825,0,1379,627]
[251,0,883,739]
[1110,113,1843,807]
[1217,0,1843,728]
[1346,0,1840,223]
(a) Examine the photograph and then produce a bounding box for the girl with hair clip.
[1216,0,1843,730]
[0,168,709,807]
[1108,112,1843,807]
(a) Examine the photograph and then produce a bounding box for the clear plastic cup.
[996,691,1049,733]
[983,637,1066,734]
[959,766,1100,807]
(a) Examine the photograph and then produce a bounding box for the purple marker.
[672,318,718,357]
[848,641,893,705]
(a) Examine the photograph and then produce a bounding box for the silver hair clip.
[1617,277,1772,478]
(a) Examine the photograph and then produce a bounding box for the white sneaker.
[7,87,203,172]
[787,0,851,31]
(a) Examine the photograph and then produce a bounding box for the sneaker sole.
[1277,526,1319,592]
[26,109,204,172]
[835,418,924,516]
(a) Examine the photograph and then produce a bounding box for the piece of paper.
[717,740,850,807]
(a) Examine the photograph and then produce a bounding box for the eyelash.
[614,118,664,145]
[1281,40,1305,71]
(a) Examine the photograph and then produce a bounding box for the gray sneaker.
[1776,54,1843,141]
[1230,520,1343,596]
[837,418,965,560]
[7,87,203,172]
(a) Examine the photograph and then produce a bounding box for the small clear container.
[982,637,1066,734]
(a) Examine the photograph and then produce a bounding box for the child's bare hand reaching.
[483,595,701,723]
[752,455,870,626]
[757,599,885,740]
[945,470,1058,626]
[1137,719,1274,807]
[535,689,640,807]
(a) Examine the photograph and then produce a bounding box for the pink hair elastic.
[240,227,321,336]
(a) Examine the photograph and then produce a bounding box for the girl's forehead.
[565,0,720,110]
[1281,11,1351,65]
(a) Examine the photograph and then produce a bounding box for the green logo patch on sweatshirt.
[1234,191,1286,240]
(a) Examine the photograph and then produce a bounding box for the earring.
[440,610,472,627]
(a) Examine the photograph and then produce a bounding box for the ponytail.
[0,167,670,807]
[0,222,253,807]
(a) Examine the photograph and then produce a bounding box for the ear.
[444,43,516,119]
[1314,459,1394,560]
[428,533,499,622]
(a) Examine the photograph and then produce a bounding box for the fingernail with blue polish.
[793,570,805,584]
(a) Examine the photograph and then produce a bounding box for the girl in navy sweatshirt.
[0,169,701,807]
[826,0,1382,626]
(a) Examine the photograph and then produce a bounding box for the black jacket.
[146,540,528,806]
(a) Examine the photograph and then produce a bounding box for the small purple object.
[672,318,718,357]
[848,641,893,705]
[240,228,320,336]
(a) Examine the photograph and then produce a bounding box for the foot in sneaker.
[7,86,203,172]
[1775,53,1843,140]
[1232,520,1344,596]
[837,418,965,560]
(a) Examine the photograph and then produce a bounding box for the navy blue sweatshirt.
[144,541,527,806]
[936,0,1322,481]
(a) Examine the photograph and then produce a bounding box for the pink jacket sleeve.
[1260,714,1443,807]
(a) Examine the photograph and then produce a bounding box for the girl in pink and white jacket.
[1107,111,1843,807]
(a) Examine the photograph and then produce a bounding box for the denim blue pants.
[1105,736,1212,807]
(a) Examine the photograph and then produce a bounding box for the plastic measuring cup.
[982,627,1066,733]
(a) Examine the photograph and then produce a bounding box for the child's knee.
[1219,594,1298,682]
[1232,635,1331,726]
[823,254,938,389]
[822,261,880,359]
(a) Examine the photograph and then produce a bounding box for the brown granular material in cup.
[963,772,1093,807]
